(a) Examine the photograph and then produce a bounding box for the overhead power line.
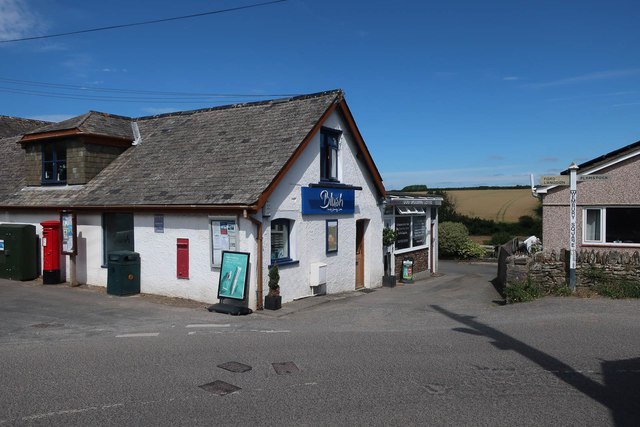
[0,77,300,98]
[0,0,287,43]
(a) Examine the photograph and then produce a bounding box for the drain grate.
[199,380,241,396]
[272,362,300,375]
[218,362,252,373]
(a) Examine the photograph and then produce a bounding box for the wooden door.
[355,220,365,289]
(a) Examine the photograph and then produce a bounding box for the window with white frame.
[271,219,291,263]
[584,207,640,244]
[394,207,428,251]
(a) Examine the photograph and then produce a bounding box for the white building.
[0,90,387,310]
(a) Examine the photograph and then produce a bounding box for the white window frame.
[582,206,640,247]
[394,208,429,255]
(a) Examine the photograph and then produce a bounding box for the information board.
[211,220,237,267]
[60,211,77,255]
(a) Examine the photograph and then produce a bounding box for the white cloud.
[382,165,532,189]
[525,69,640,89]
[0,0,41,41]
[503,76,519,81]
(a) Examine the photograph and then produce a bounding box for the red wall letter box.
[177,238,189,279]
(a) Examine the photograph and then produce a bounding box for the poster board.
[217,251,250,301]
[60,211,77,255]
[210,220,237,267]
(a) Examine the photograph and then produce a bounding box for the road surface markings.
[186,324,231,328]
[115,332,159,338]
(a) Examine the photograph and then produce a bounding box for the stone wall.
[500,248,640,291]
[395,247,429,279]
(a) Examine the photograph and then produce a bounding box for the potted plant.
[264,263,281,310]
[382,227,398,287]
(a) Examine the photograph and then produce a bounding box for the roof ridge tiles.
[135,89,342,121]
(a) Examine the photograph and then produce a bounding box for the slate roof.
[559,139,640,174]
[0,116,50,138]
[25,111,134,140]
[1,90,378,209]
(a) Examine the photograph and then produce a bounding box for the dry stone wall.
[500,248,640,291]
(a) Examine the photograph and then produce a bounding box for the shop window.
[326,219,338,253]
[394,208,428,252]
[320,128,340,182]
[271,219,291,262]
[42,141,67,185]
[584,207,640,244]
[102,213,134,266]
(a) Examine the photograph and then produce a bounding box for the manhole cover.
[218,362,252,373]
[272,362,299,375]
[199,380,241,396]
[30,323,59,328]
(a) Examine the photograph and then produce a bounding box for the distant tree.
[400,184,428,192]
[431,189,458,222]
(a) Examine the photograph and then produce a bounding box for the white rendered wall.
[0,210,259,308]
[261,110,384,304]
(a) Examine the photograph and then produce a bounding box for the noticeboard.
[217,251,250,301]
[60,211,77,255]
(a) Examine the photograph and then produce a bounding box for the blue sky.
[1,0,639,190]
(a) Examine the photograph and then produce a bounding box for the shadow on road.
[431,304,640,427]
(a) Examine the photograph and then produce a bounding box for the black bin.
[107,251,140,296]
[0,224,38,281]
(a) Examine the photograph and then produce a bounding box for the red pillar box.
[40,221,63,284]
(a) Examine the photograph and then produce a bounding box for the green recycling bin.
[0,224,38,281]
[107,251,140,296]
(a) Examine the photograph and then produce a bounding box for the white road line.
[115,333,159,338]
[186,324,231,328]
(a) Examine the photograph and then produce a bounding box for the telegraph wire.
[0,77,300,98]
[0,0,287,43]
[0,86,299,104]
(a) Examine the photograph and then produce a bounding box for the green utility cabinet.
[107,251,140,296]
[0,224,38,281]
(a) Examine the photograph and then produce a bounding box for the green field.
[445,188,539,222]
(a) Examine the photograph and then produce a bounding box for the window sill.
[582,243,640,248]
[268,259,299,269]
[394,244,429,255]
[310,182,362,190]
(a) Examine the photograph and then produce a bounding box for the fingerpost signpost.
[539,164,610,290]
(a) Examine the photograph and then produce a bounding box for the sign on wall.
[211,220,237,266]
[301,187,355,214]
[217,251,250,301]
[60,211,77,255]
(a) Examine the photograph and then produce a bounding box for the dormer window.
[320,128,340,182]
[42,142,66,185]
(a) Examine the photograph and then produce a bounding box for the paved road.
[1,261,639,426]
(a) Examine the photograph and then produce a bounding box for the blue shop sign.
[302,187,355,214]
